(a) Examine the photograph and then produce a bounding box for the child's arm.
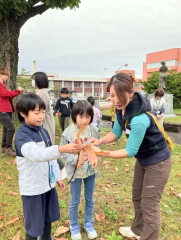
[16,131,81,162]
[60,135,79,166]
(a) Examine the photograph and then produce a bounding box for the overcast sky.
[18,0,181,79]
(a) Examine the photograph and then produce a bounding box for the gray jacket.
[60,124,100,182]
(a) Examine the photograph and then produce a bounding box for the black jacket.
[54,97,73,117]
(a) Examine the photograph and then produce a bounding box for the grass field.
[0,120,181,240]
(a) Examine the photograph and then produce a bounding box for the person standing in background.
[54,88,73,131]
[32,72,66,179]
[150,89,165,128]
[110,104,115,128]
[87,96,101,129]
[0,68,24,156]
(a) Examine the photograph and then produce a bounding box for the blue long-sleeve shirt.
[111,113,150,158]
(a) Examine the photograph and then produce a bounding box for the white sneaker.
[60,167,67,180]
[119,227,140,239]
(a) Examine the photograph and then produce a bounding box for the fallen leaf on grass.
[102,187,110,192]
[0,203,10,207]
[55,238,68,240]
[55,226,69,236]
[0,216,19,228]
[64,220,70,226]
[13,159,17,165]
[55,136,60,139]
[0,215,9,220]
[115,167,119,171]
[176,173,181,177]
[125,164,129,167]
[9,191,19,196]
[94,192,99,196]
[0,173,3,177]
[175,193,181,198]
[13,230,20,240]
[100,238,105,240]
[124,169,129,172]
[95,213,105,221]
[163,204,169,208]
[7,175,12,180]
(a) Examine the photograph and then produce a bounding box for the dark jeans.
[131,157,172,240]
[0,112,15,148]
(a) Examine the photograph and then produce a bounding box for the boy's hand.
[18,87,24,92]
[59,143,82,154]
[57,180,65,191]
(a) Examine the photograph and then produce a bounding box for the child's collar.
[22,121,41,131]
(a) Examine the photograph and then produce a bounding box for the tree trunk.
[0,17,20,90]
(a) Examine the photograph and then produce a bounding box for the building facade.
[143,48,181,80]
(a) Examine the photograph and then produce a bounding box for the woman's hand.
[59,143,82,154]
[89,138,101,146]
[18,87,24,92]
[57,180,65,191]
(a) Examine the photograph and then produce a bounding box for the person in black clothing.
[54,88,73,131]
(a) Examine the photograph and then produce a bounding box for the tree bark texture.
[0,17,20,90]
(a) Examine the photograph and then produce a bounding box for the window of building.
[64,81,72,87]
[84,82,92,87]
[94,83,101,87]
[54,81,61,87]
[74,82,82,87]
[147,59,177,69]
[135,83,141,88]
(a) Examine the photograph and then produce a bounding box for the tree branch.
[18,3,50,27]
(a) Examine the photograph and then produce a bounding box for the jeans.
[69,175,95,227]
[131,157,172,240]
[0,112,15,148]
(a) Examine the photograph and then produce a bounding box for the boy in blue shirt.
[15,93,81,240]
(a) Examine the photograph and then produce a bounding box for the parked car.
[72,97,87,103]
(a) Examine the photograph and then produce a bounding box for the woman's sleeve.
[0,84,20,98]
[125,113,150,158]
[111,114,123,139]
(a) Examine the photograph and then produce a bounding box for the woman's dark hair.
[61,88,69,94]
[87,96,95,106]
[154,89,164,98]
[16,93,45,122]
[107,73,135,105]
[0,68,10,76]
[32,72,48,89]
[71,100,94,124]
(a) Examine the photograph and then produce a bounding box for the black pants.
[0,112,15,148]
[26,223,51,240]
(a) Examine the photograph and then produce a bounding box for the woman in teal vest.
[90,73,172,240]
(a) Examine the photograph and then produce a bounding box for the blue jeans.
[69,175,95,227]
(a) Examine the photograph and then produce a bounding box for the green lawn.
[0,123,181,239]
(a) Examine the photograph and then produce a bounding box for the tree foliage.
[0,0,80,20]
[141,71,181,107]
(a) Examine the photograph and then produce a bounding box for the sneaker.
[5,147,16,157]
[0,147,7,153]
[70,225,82,240]
[84,222,97,239]
[119,227,140,239]
[60,167,67,180]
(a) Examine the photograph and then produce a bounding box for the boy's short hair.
[16,93,45,122]
[87,96,95,106]
[154,89,164,98]
[32,72,48,89]
[61,88,69,94]
[71,100,94,124]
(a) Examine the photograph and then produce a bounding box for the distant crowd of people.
[0,68,170,240]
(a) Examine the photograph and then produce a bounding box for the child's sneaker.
[84,222,97,239]
[70,225,82,240]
